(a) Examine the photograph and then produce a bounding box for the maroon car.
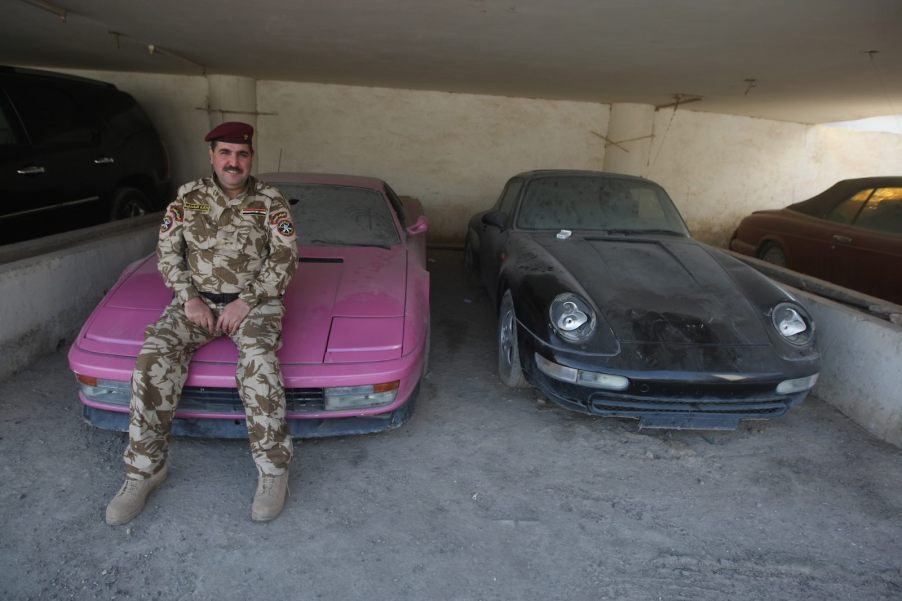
[729,177,902,305]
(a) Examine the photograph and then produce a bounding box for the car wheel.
[498,290,529,388]
[464,237,479,273]
[759,243,787,267]
[110,187,150,220]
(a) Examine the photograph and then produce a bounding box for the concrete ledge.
[798,289,902,447]
[725,250,902,448]
[0,215,160,381]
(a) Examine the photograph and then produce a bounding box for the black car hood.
[534,235,770,346]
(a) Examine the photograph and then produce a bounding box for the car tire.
[110,187,150,220]
[498,290,529,388]
[759,243,787,267]
[464,237,479,273]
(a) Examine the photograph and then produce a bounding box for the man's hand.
[216,298,251,335]
[184,297,216,333]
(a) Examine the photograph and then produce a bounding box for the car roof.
[0,65,117,90]
[789,176,902,217]
[258,172,387,191]
[511,169,654,184]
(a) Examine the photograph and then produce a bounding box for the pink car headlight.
[77,375,131,405]
[324,381,399,410]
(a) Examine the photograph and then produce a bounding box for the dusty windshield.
[278,183,401,247]
[516,176,689,235]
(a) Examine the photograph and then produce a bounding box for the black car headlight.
[771,302,813,346]
[549,293,596,342]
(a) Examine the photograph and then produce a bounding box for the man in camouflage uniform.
[106,121,298,525]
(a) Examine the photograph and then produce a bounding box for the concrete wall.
[799,290,902,448]
[0,217,159,382]
[646,110,902,246]
[55,68,902,246]
[255,81,608,244]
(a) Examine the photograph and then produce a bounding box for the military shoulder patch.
[277,220,295,237]
[184,201,210,212]
[269,209,289,226]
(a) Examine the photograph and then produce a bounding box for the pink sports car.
[68,172,430,438]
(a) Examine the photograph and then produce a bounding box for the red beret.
[204,121,254,146]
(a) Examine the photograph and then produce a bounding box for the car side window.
[5,84,94,148]
[0,94,20,146]
[384,184,408,227]
[852,188,902,235]
[824,188,872,224]
[498,179,523,218]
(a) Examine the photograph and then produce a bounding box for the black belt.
[200,291,240,304]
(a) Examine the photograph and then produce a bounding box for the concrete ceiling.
[3,0,901,124]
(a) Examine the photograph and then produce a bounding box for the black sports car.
[466,170,821,430]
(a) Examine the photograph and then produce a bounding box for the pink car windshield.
[278,183,401,248]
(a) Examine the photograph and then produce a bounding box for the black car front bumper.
[519,326,815,430]
[527,368,808,429]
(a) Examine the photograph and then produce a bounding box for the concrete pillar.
[205,74,259,171]
[206,74,257,130]
[602,103,655,176]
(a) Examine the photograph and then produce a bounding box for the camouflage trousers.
[123,297,292,479]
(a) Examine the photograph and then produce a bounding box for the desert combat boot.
[251,471,289,522]
[105,465,168,525]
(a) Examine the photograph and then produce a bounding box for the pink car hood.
[78,245,408,364]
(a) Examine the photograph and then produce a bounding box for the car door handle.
[93,157,115,165]
[832,234,852,244]
[16,166,46,175]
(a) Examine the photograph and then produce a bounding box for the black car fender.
[704,245,819,361]
[499,235,620,357]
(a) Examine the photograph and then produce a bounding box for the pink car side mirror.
[406,215,429,235]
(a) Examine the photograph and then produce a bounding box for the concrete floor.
[1,248,901,600]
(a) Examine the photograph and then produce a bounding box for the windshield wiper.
[309,239,392,250]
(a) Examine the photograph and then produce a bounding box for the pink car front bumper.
[70,338,426,438]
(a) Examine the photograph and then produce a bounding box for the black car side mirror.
[482,211,506,229]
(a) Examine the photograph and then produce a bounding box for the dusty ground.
[1,248,901,601]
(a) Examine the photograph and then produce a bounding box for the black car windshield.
[516,176,689,235]
[277,183,401,247]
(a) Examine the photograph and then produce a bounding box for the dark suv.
[0,66,170,245]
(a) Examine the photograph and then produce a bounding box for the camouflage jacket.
[157,175,298,307]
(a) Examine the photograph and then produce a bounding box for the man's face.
[209,141,253,196]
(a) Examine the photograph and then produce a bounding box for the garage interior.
[4,0,902,247]
[2,1,902,600]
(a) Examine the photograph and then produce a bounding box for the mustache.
[224,166,243,173]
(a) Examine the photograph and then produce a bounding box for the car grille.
[590,394,789,416]
[588,382,791,416]
[536,375,796,418]
[178,386,325,413]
